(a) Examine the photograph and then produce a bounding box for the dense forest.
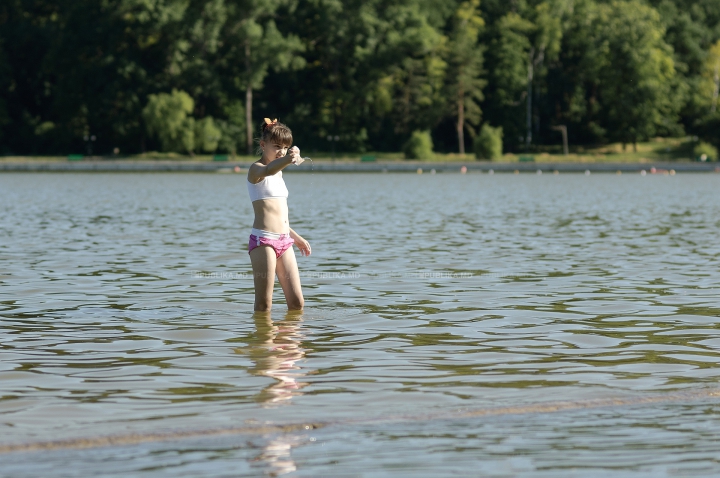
[1,0,719,156]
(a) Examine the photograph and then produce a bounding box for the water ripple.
[2,173,720,475]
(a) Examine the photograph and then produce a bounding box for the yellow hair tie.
[263,118,278,130]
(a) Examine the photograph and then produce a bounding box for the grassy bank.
[0,137,709,163]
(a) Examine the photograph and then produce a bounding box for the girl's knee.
[287,297,304,310]
[254,300,272,312]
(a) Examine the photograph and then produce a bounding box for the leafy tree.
[650,0,720,77]
[216,100,246,156]
[219,1,305,154]
[403,130,434,159]
[142,89,196,153]
[194,116,221,152]
[484,12,534,150]
[445,0,486,154]
[700,40,720,113]
[482,1,564,151]
[591,0,680,150]
[1,0,718,156]
[694,140,718,160]
[384,4,449,136]
[163,0,229,136]
[0,39,10,148]
[548,0,681,148]
[50,0,189,152]
[275,0,454,152]
[692,40,720,148]
[523,1,564,147]
[473,123,502,159]
[0,0,63,153]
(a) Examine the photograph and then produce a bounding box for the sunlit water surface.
[2,172,720,476]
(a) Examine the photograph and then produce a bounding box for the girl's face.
[261,141,290,161]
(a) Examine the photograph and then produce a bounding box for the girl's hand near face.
[289,146,304,165]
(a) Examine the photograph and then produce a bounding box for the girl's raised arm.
[248,147,301,183]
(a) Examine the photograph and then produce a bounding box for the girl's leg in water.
[250,246,277,311]
[275,247,304,310]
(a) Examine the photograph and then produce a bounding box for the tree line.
[0,0,719,156]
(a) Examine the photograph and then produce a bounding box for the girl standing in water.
[247,118,311,311]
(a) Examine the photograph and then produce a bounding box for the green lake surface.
[1,172,720,476]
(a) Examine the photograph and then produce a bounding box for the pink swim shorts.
[248,231,294,258]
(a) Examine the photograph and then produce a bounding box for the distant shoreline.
[1,159,718,173]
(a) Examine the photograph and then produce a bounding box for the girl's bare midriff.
[252,197,289,233]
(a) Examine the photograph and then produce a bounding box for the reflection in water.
[244,311,309,476]
[245,311,309,406]
[251,435,308,477]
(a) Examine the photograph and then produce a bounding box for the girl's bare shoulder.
[248,161,267,183]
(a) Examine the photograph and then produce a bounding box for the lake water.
[2,172,720,476]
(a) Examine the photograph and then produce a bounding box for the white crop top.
[247,170,289,202]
